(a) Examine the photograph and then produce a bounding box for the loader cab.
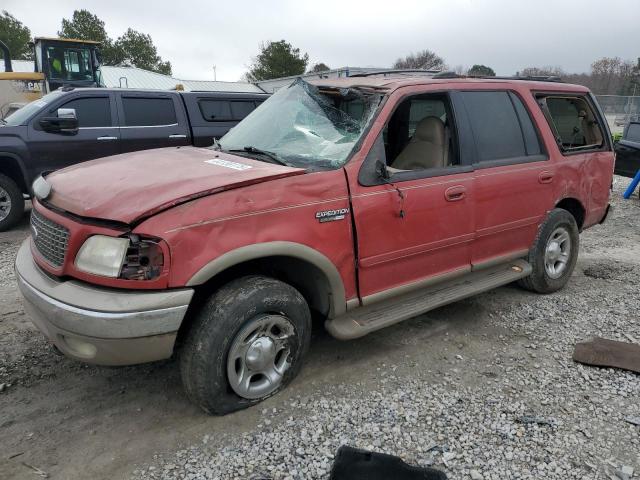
[33,38,104,92]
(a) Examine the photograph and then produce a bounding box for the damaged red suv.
[15,75,613,414]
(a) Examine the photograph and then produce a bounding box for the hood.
[45,147,304,224]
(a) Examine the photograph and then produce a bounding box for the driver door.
[27,92,120,179]
[346,90,475,302]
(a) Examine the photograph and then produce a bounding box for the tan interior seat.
[392,116,446,170]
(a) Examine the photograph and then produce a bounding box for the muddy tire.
[518,208,579,294]
[180,275,311,415]
[0,173,24,232]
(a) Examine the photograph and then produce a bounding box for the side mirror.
[375,160,390,180]
[39,108,79,134]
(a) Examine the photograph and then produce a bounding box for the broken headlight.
[119,235,165,281]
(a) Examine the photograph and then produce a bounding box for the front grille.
[31,209,70,268]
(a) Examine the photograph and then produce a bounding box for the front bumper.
[15,240,194,366]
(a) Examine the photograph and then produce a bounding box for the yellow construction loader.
[0,37,103,118]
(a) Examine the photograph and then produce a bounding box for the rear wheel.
[0,173,24,232]
[518,208,579,293]
[180,276,311,415]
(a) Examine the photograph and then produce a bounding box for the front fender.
[186,241,347,317]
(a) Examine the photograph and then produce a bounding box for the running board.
[326,259,532,340]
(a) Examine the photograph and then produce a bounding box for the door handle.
[444,185,466,202]
[97,136,117,141]
[538,171,554,184]
[169,134,187,139]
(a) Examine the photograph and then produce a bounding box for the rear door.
[116,92,190,154]
[27,92,119,177]
[452,89,553,267]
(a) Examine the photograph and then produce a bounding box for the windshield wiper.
[229,146,290,167]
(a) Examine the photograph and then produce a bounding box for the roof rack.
[432,71,564,83]
[349,69,442,78]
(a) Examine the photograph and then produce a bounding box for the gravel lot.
[1,179,639,480]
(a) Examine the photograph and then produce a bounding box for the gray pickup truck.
[0,87,269,230]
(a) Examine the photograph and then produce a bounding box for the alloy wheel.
[226,314,296,400]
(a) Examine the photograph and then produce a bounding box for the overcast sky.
[4,0,638,82]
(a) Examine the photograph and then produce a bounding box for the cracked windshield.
[219,79,381,168]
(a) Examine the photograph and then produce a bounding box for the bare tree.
[589,57,636,95]
[519,66,565,77]
[393,49,445,70]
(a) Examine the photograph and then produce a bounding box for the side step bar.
[326,259,532,340]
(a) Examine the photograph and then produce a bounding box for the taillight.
[119,235,164,281]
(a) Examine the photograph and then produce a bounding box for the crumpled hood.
[46,147,304,224]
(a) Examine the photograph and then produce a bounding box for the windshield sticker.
[205,159,253,170]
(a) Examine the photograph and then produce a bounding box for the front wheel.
[518,208,579,293]
[0,173,25,232]
[180,276,311,415]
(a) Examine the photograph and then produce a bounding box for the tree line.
[0,9,171,75]
[1,9,638,94]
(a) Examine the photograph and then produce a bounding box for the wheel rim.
[0,186,11,222]
[227,314,296,400]
[544,226,571,279]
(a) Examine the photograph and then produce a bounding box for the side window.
[230,101,256,120]
[540,96,604,152]
[461,91,530,162]
[122,97,177,127]
[198,100,232,121]
[383,93,459,172]
[58,97,111,128]
[509,92,542,156]
[625,123,640,143]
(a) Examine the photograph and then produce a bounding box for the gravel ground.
[1,180,639,480]
[132,178,640,480]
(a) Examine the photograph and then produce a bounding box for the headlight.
[75,235,129,277]
[75,234,165,280]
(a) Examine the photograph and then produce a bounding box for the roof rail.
[432,72,564,83]
[350,70,565,83]
[349,69,442,78]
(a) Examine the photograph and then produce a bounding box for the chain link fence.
[595,95,640,134]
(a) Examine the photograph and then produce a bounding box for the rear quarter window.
[230,101,256,120]
[199,99,232,121]
[538,95,605,152]
[198,99,258,122]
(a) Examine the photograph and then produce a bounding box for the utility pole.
[212,65,217,81]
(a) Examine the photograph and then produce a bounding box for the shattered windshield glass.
[218,79,381,169]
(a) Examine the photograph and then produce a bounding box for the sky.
[3,0,638,82]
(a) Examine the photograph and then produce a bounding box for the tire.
[0,173,24,232]
[180,275,312,415]
[518,208,579,294]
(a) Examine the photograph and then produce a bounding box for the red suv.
[15,75,613,414]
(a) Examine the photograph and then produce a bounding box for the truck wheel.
[0,173,24,232]
[518,208,579,294]
[180,275,312,415]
